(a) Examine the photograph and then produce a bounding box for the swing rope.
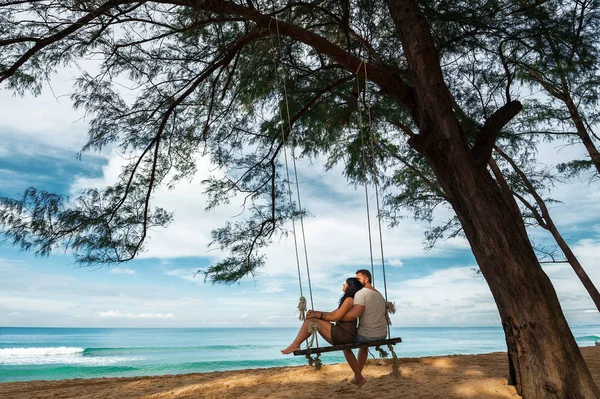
[355,61,401,377]
[354,62,380,290]
[270,18,321,357]
[269,18,305,319]
[268,16,399,373]
[355,61,394,339]
[362,62,392,338]
[355,66,376,287]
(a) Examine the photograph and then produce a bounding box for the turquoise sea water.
[1,326,598,382]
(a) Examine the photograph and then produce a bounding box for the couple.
[281,269,388,387]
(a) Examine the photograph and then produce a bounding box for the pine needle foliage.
[1,0,599,283]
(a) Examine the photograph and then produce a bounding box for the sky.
[1,66,600,329]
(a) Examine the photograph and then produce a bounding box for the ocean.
[1,326,598,382]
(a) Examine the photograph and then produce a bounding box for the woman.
[281,277,363,354]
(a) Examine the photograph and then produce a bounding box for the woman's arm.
[340,304,364,321]
[320,297,354,322]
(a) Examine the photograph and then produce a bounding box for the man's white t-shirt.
[353,288,388,338]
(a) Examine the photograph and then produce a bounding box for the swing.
[270,19,402,376]
[292,337,403,356]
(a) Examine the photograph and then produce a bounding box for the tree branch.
[0,0,128,83]
[471,100,522,167]
[508,0,551,15]
[157,0,416,110]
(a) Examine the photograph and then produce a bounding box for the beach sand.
[2,346,599,399]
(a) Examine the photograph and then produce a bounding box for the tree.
[1,1,598,397]
[506,0,600,177]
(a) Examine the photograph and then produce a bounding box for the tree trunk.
[385,1,600,397]
[429,145,599,398]
[548,221,600,313]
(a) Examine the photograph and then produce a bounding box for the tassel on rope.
[388,343,402,378]
[305,353,322,370]
[302,321,320,368]
[386,301,396,314]
[313,354,322,370]
[305,321,320,349]
[298,296,307,321]
[385,301,396,326]
[375,345,389,358]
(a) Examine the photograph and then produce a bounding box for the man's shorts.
[356,333,387,344]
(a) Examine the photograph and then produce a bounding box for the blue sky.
[1,67,600,329]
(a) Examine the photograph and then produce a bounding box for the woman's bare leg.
[281,319,314,354]
[281,319,333,354]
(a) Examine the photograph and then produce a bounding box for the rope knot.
[386,301,396,314]
[305,321,320,349]
[297,296,307,321]
[385,301,396,326]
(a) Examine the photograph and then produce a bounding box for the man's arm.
[341,304,364,321]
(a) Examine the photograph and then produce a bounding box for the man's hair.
[356,269,372,283]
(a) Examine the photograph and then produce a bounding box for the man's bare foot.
[349,375,366,387]
[355,376,367,388]
[281,344,300,354]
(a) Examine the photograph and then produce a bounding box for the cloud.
[99,310,174,319]
[572,238,600,261]
[3,71,600,330]
[110,268,136,275]
[67,150,470,274]
[163,268,203,285]
[260,281,285,293]
[387,259,404,267]
[0,61,107,155]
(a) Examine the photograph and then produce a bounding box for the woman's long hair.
[338,277,363,308]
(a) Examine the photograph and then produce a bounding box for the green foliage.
[557,159,597,178]
[0,187,171,264]
[1,0,599,283]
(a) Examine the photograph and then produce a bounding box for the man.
[341,269,388,387]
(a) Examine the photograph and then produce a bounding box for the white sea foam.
[1,347,85,357]
[0,347,140,366]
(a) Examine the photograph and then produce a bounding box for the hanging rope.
[274,19,315,315]
[363,62,391,338]
[269,17,320,355]
[354,61,376,287]
[268,14,398,373]
[356,61,393,339]
[269,18,306,321]
[357,62,401,377]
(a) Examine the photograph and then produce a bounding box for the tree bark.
[385,1,600,398]
[494,145,600,314]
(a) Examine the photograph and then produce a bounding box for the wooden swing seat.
[293,337,402,356]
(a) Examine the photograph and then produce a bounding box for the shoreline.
[2,346,599,398]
